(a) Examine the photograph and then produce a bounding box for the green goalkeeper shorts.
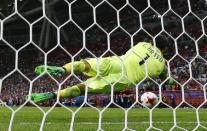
[84,73,132,94]
[82,57,123,77]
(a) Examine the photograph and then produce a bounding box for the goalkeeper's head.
[155,35,170,53]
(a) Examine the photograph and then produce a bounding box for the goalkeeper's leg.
[31,74,131,103]
[35,59,92,77]
[63,59,92,74]
[30,84,84,103]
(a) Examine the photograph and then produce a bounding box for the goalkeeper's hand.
[35,65,66,77]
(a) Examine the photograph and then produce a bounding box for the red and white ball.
[141,92,158,108]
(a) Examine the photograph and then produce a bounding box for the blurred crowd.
[0,0,207,108]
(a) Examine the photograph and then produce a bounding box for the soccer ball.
[140,92,158,108]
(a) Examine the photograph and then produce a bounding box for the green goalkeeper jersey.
[83,42,165,84]
[122,42,165,83]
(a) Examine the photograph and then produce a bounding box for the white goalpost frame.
[0,0,207,131]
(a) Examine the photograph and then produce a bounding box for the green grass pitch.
[0,106,207,131]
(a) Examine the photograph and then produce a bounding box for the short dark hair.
[155,35,169,51]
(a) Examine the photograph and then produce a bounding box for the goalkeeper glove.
[35,65,66,76]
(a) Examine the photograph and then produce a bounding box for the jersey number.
[139,54,150,65]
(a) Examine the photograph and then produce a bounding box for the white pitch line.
[17,121,207,125]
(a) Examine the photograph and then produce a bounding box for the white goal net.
[0,0,207,131]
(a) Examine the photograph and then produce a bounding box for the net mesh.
[0,0,207,130]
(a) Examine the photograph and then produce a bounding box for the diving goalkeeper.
[31,42,165,103]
